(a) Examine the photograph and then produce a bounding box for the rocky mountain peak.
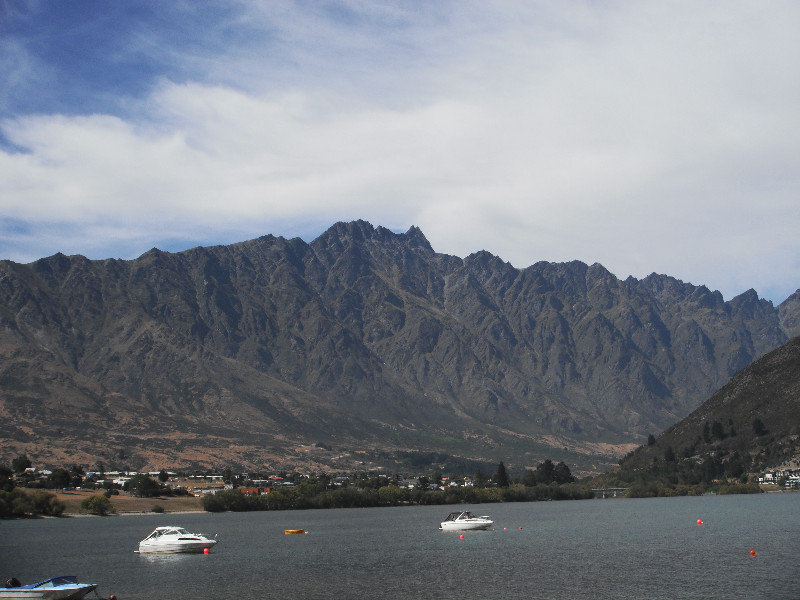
[402,225,433,252]
[778,289,800,339]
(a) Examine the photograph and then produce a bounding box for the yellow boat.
[284,529,305,535]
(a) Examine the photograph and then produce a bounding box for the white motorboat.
[136,525,217,554]
[0,575,97,600]
[439,510,493,531]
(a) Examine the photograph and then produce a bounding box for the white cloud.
[1,1,799,301]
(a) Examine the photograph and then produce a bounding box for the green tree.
[158,470,169,483]
[28,490,64,516]
[126,474,161,497]
[0,465,14,492]
[46,468,72,489]
[647,433,656,446]
[433,471,443,486]
[700,455,720,483]
[521,469,537,487]
[494,462,510,488]
[11,454,31,474]
[222,468,234,484]
[316,472,332,489]
[80,494,115,515]
[725,452,745,479]
[752,418,767,436]
[535,459,556,485]
[201,492,226,512]
[553,462,575,484]
[377,485,403,506]
[473,469,488,488]
[0,488,32,517]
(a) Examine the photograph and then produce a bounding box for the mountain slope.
[617,335,800,475]
[0,220,795,473]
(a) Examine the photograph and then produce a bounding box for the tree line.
[202,460,589,513]
[1,453,586,518]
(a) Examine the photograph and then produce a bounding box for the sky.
[1,1,798,303]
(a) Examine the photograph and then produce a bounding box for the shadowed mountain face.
[0,220,796,474]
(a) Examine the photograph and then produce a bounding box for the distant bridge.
[591,487,628,499]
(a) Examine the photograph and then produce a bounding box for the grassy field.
[51,489,204,515]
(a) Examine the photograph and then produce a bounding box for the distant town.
[12,464,800,494]
[756,468,800,488]
[5,456,561,497]
[3,452,798,519]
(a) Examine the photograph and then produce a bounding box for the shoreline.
[60,509,207,517]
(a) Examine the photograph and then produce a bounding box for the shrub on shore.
[0,488,64,518]
[625,481,763,498]
[80,494,116,516]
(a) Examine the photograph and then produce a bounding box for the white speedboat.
[0,575,97,600]
[440,510,493,531]
[136,526,217,554]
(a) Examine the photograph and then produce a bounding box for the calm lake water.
[2,493,799,599]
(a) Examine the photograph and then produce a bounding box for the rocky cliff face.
[0,220,795,473]
[778,289,800,339]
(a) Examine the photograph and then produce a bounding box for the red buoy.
[697,519,703,525]
[750,550,756,556]
[204,547,210,554]
[459,534,465,539]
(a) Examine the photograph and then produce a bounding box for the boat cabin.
[142,526,191,540]
[442,511,481,522]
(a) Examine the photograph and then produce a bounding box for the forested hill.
[0,220,798,474]
[618,335,800,477]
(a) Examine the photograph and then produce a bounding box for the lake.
[2,493,799,599]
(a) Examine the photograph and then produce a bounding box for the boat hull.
[137,539,217,554]
[440,521,493,531]
[0,583,96,600]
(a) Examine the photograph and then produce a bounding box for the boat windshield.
[145,527,188,540]
[443,511,478,521]
[26,576,79,589]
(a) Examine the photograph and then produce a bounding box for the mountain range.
[1,220,798,474]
